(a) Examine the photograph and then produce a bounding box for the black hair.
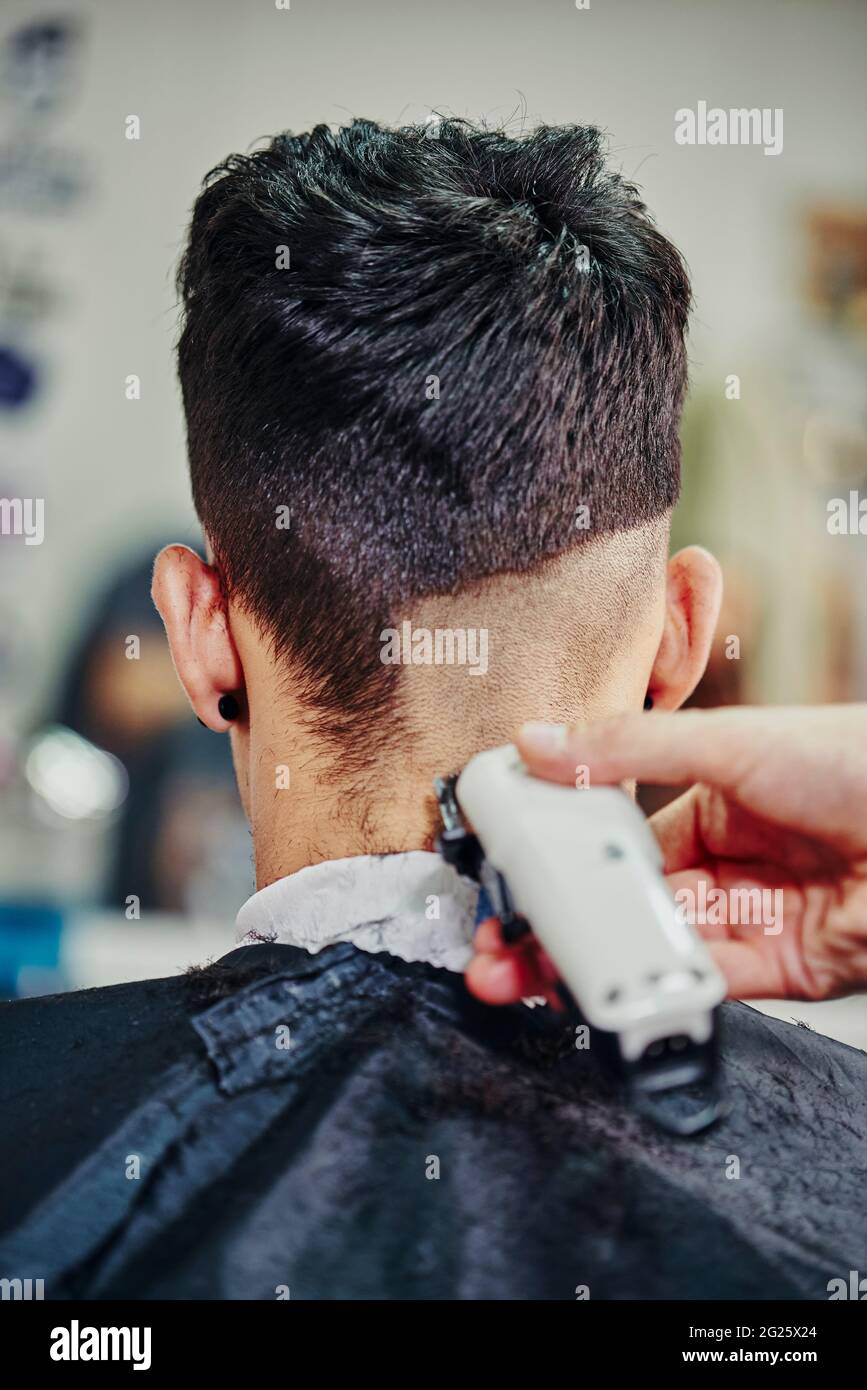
[177,118,690,761]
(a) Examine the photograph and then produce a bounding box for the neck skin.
[231,565,666,890]
[153,518,720,891]
[244,686,647,891]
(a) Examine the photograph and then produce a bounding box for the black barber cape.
[0,941,865,1299]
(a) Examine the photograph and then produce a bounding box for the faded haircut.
[176,118,690,761]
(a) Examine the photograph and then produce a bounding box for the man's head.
[154,118,720,880]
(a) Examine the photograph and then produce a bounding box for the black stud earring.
[218,693,240,721]
[643,693,654,710]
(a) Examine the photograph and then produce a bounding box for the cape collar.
[236,850,479,973]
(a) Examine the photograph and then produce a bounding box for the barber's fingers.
[474,917,506,953]
[468,936,805,1005]
[517,705,867,857]
[664,866,726,937]
[649,789,708,874]
[516,708,759,791]
[650,787,779,875]
[468,934,794,1006]
[466,922,561,1006]
[465,948,540,1003]
[704,941,785,998]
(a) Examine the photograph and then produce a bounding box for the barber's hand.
[466,706,867,1004]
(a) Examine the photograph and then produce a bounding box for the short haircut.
[177,118,690,758]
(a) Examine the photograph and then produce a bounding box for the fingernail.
[518,722,568,755]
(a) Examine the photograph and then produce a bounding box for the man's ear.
[647,546,722,711]
[151,544,244,730]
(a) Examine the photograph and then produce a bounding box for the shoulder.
[0,944,303,1232]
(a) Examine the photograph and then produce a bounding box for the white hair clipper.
[434,744,727,1135]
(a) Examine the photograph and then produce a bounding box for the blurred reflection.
[108,718,251,917]
[55,549,187,760]
[26,724,127,821]
[51,546,251,914]
[0,547,251,949]
[639,202,867,821]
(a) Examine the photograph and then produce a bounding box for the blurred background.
[0,0,865,1023]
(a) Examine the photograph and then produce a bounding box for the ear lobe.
[647,546,722,711]
[151,544,244,729]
